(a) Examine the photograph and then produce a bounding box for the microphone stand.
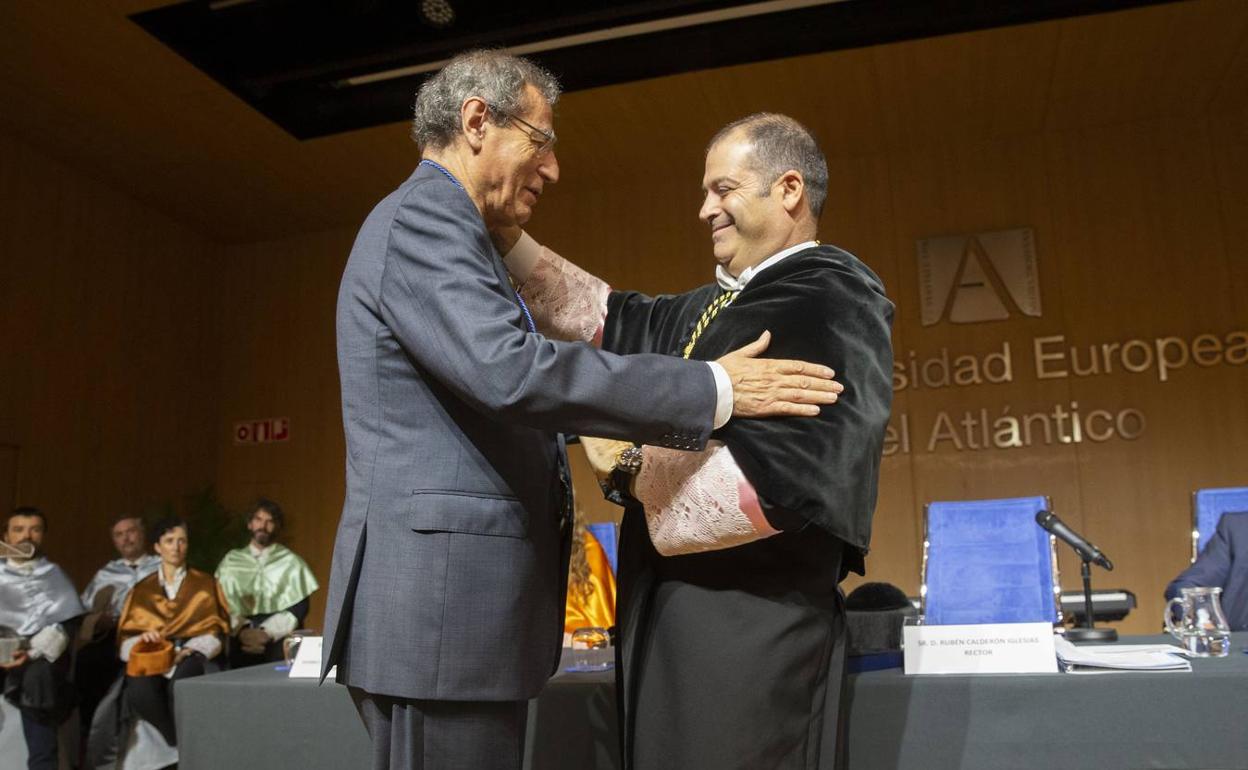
[1065,557,1117,642]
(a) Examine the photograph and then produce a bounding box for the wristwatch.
[614,445,644,476]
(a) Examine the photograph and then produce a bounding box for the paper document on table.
[1077,644,1189,656]
[1054,637,1191,673]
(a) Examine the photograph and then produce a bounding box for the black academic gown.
[603,245,894,770]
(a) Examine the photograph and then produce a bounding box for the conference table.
[175,633,1248,770]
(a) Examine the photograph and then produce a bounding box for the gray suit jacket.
[324,162,717,700]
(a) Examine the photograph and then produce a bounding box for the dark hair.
[845,582,913,612]
[151,516,188,542]
[110,514,144,532]
[251,498,285,529]
[707,113,829,218]
[7,506,47,532]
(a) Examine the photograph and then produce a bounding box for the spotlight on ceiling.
[420,0,455,29]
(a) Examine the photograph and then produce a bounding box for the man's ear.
[462,97,489,151]
[777,170,805,214]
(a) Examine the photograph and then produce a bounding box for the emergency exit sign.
[233,417,290,445]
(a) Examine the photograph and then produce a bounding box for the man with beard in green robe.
[215,499,318,668]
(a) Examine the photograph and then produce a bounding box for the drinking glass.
[282,629,315,667]
[568,627,612,672]
[0,626,19,666]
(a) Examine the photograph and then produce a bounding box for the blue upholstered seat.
[586,522,619,575]
[921,496,1060,625]
[1192,486,1248,562]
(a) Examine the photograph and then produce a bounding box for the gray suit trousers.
[349,687,528,770]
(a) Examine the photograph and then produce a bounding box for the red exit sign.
[233,418,290,445]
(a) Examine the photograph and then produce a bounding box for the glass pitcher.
[1164,586,1231,657]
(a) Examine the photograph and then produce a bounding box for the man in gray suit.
[325,50,843,770]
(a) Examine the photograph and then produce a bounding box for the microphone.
[1035,511,1113,570]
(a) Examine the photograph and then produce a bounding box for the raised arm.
[494,226,844,422]
[378,183,718,446]
[505,230,610,343]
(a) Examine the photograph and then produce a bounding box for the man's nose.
[698,193,718,224]
[539,150,559,184]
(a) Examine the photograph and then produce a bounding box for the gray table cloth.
[176,635,1248,770]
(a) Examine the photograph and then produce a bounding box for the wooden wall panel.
[1043,117,1248,631]
[1211,107,1248,335]
[883,134,1090,604]
[870,21,1059,150]
[213,228,357,630]
[1210,40,1248,115]
[0,445,18,515]
[1045,0,1248,129]
[0,131,219,587]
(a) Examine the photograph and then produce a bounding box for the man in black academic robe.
[500,114,893,769]
[607,253,891,769]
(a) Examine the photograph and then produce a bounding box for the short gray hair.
[708,113,829,218]
[412,50,561,150]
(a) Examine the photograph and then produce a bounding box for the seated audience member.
[0,506,85,770]
[1166,511,1248,630]
[88,516,230,769]
[214,498,318,667]
[76,516,160,738]
[564,512,617,644]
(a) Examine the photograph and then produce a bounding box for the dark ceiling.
[133,0,1183,139]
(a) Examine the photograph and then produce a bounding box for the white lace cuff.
[508,237,609,343]
[634,440,779,556]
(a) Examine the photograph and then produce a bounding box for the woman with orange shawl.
[88,516,229,769]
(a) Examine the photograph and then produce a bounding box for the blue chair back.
[1192,486,1248,561]
[921,496,1060,625]
[586,522,619,576]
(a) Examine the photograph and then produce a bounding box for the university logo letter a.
[917,227,1042,326]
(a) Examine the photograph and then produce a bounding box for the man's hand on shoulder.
[716,331,843,418]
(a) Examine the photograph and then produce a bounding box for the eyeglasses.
[487,104,557,155]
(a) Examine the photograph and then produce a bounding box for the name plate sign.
[903,622,1057,675]
[288,636,336,679]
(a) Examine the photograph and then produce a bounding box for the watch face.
[617,446,643,473]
